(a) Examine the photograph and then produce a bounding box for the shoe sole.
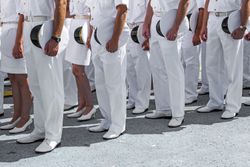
[145,116,172,119]
[132,108,148,115]
[168,120,184,128]
[243,103,250,107]
[35,143,61,154]
[196,107,223,113]
[102,131,125,140]
[185,100,198,105]
[64,105,78,111]
[16,138,45,145]
[88,129,109,133]
[221,113,238,120]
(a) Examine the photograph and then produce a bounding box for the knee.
[72,65,85,78]
[8,74,16,83]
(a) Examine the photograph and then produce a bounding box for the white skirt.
[65,19,91,66]
[0,24,27,74]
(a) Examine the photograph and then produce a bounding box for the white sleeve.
[114,0,128,8]
[196,0,205,9]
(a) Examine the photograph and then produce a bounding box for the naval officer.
[86,0,129,139]
[143,0,190,127]
[182,0,205,104]
[126,0,151,114]
[17,0,67,153]
[198,0,250,119]
[0,0,33,134]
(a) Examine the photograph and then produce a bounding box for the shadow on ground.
[0,90,250,162]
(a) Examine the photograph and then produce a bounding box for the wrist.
[51,36,61,43]
[239,25,247,32]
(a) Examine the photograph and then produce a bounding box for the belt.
[127,22,143,29]
[24,16,51,22]
[1,21,18,25]
[210,11,234,17]
[74,15,90,20]
[154,11,163,17]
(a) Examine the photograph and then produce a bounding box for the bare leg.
[8,74,21,123]
[15,74,32,128]
[72,64,93,114]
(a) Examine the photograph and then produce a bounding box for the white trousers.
[126,36,151,110]
[62,53,78,106]
[24,21,64,142]
[206,14,243,112]
[200,43,209,90]
[149,16,185,117]
[62,18,78,106]
[91,34,127,134]
[181,31,200,100]
[243,39,250,88]
[0,71,5,114]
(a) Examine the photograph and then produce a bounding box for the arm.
[200,0,209,41]
[106,4,127,53]
[232,0,250,39]
[166,0,190,41]
[193,8,204,45]
[142,0,153,39]
[45,0,67,56]
[13,14,24,59]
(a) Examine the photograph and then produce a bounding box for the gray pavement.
[1,90,250,167]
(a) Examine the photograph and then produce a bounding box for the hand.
[44,39,59,57]
[142,23,151,39]
[231,27,245,40]
[245,32,250,41]
[166,26,179,41]
[12,41,24,59]
[106,38,119,53]
[192,32,201,46]
[86,37,91,49]
[200,27,207,42]
[142,39,150,51]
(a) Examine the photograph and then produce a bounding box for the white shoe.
[64,104,78,111]
[103,130,124,140]
[9,117,33,134]
[221,111,238,119]
[35,139,60,153]
[0,111,4,117]
[243,101,250,106]
[132,108,148,114]
[67,108,85,118]
[90,85,96,92]
[0,117,21,130]
[88,125,108,133]
[197,106,224,113]
[145,110,172,119]
[126,103,135,110]
[197,88,209,95]
[168,117,184,128]
[185,97,198,105]
[17,133,44,144]
[77,107,97,121]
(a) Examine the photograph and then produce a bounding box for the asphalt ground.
[1,89,250,167]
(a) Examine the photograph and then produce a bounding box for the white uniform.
[126,0,151,110]
[0,26,4,115]
[149,0,186,117]
[243,38,250,88]
[206,0,243,113]
[18,0,64,143]
[0,0,27,74]
[86,0,128,134]
[181,0,205,102]
[62,18,78,107]
[65,0,91,66]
